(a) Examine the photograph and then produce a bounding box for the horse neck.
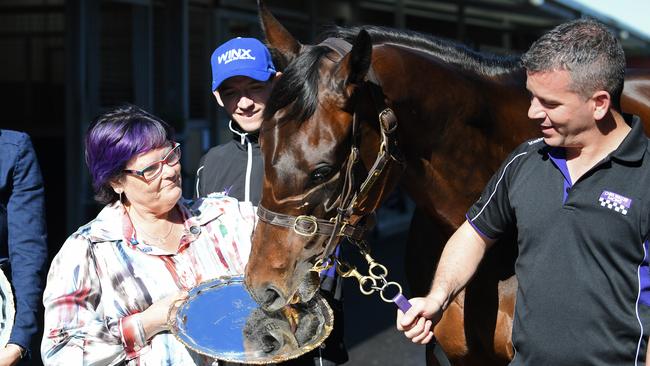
[369,45,534,227]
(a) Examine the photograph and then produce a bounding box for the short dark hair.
[521,18,626,110]
[85,104,175,204]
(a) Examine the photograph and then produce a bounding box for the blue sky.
[573,0,650,38]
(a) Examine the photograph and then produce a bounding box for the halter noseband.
[257,37,404,262]
[256,205,366,241]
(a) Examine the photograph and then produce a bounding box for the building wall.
[0,0,648,258]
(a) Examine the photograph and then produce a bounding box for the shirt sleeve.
[7,132,48,352]
[199,196,257,274]
[465,146,529,240]
[41,235,146,365]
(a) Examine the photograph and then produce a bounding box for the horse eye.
[309,166,333,184]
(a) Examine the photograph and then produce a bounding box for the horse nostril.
[261,334,280,354]
[258,285,287,312]
[263,288,280,307]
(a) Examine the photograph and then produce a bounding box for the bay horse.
[244,2,650,365]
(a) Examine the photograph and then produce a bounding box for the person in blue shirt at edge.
[0,130,48,365]
[397,18,650,365]
[195,37,348,365]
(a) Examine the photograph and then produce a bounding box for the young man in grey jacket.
[194,37,276,204]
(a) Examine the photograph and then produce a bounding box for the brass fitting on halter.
[293,215,319,236]
[335,259,377,295]
[310,256,335,273]
[364,253,389,280]
[329,217,351,237]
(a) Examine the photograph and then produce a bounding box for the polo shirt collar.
[544,114,646,164]
[610,114,647,163]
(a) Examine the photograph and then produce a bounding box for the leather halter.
[257,204,367,240]
[257,37,405,262]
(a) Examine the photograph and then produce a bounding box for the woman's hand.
[140,291,188,339]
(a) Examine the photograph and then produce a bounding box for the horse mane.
[264,25,521,126]
[320,25,521,76]
[264,45,332,126]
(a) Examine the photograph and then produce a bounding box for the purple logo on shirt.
[598,190,631,215]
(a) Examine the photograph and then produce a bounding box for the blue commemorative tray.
[170,275,333,364]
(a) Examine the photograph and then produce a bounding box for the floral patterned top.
[41,194,256,365]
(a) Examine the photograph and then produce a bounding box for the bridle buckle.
[293,215,318,236]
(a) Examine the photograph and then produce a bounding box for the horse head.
[244,0,402,311]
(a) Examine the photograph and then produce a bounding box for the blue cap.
[210,37,276,91]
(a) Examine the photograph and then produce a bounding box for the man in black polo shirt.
[397,18,650,365]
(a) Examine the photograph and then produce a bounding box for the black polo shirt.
[467,116,650,365]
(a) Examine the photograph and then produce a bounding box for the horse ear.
[334,29,372,96]
[258,0,301,67]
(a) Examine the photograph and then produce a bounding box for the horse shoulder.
[622,69,650,130]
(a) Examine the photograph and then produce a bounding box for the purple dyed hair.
[85,104,175,204]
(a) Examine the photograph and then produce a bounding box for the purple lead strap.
[392,293,412,312]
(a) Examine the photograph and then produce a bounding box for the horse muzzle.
[246,270,320,312]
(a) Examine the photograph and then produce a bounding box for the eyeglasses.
[123,143,181,183]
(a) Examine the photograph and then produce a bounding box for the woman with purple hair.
[41,105,256,365]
